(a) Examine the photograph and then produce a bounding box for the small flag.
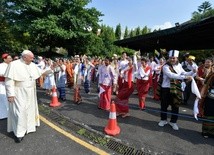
[98,86,105,97]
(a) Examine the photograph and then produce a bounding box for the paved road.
[0,117,109,155]
[1,83,213,155]
[37,83,214,155]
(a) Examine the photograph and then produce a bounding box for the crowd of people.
[0,49,213,143]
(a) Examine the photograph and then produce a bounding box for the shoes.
[202,132,209,138]
[158,120,168,127]
[169,122,179,130]
[203,135,209,138]
[14,136,24,143]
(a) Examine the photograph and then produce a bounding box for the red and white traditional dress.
[98,64,117,110]
[118,59,129,92]
[136,64,151,109]
[115,64,135,115]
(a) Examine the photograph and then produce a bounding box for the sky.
[87,0,214,31]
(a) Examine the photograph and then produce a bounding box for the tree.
[129,30,134,38]
[99,25,116,56]
[115,23,122,40]
[135,26,141,36]
[198,1,212,13]
[123,26,129,39]
[141,26,151,35]
[3,0,102,55]
[191,1,214,21]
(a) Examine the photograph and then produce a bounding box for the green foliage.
[191,1,214,21]
[123,26,129,39]
[1,0,213,58]
[99,25,116,56]
[135,26,141,36]
[198,1,212,13]
[141,26,151,35]
[129,30,134,38]
[115,23,122,40]
[1,0,103,55]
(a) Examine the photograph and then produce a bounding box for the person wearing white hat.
[158,50,195,130]
[4,50,43,143]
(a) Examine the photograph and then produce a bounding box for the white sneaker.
[169,122,179,130]
[158,120,168,127]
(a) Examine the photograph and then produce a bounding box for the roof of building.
[114,16,214,52]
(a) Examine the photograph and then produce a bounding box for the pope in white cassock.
[4,50,43,143]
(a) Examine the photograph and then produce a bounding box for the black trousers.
[183,80,192,104]
[160,88,179,123]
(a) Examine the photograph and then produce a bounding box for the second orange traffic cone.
[50,87,61,107]
[104,101,120,136]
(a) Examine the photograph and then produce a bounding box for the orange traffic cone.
[50,87,61,107]
[104,101,120,136]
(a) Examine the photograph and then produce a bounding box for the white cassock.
[4,59,42,137]
[0,62,9,119]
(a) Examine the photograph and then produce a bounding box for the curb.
[38,103,155,155]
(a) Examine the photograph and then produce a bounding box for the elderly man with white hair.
[4,50,43,143]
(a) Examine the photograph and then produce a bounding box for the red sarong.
[136,79,150,109]
[99,84,112,111]
[74,86,81,103]
[115,81,134,113]
[118,76,123,92]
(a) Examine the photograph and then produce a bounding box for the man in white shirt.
[158,50,194,130]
